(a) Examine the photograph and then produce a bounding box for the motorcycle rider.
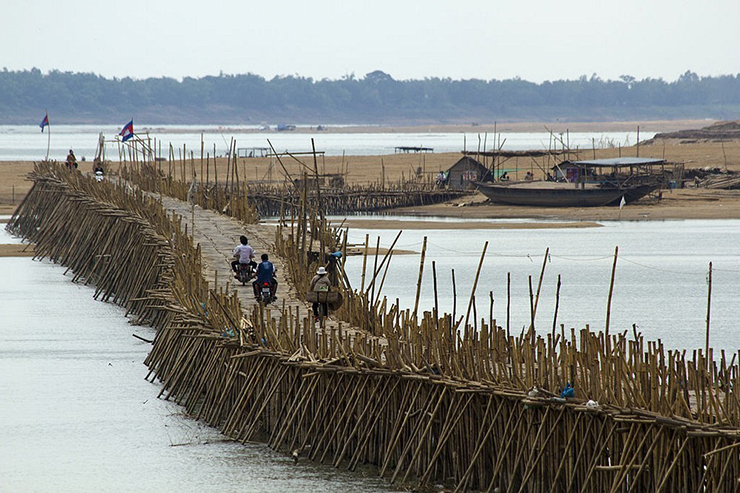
[253,253,278,300]
[310,266,331,320]
[231,235,256,278]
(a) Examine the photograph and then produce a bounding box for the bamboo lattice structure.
[7,161,740,491]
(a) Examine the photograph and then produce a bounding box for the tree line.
[1,68,739,124]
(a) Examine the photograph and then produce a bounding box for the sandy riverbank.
[0,244,34,257]
[2,121,738,221]
[394,188,740,222]
[333,218,603,230]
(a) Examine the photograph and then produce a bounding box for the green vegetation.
[2,68,739,124]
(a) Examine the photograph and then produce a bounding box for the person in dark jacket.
[253,253,278,299]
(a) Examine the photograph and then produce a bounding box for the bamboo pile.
[699,173,740,190]
[9,161,740,491]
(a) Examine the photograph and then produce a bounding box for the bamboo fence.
[7,161,740,491]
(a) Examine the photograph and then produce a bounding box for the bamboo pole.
[464,241,488,328]
[412,236,428,320]
[706,261,712,363]
[605,246,619,337]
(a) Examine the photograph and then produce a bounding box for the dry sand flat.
[0,161,34,209]
[333,218,602,230]
[130,133,739,190]
[0,244,34,257]
[1,121,738,220]
[397,188,740,222]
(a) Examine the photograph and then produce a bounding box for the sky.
[2,0,738,83]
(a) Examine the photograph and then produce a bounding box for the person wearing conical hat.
[310,266,331,320]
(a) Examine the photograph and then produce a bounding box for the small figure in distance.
[500,171,509,181]
[93,159,105,182]
[231,235,256,278]
[310,266,331,320]
[66,149,78,170]
[253,253,278,300]
[524,171,533,181]
[93,158,104,175]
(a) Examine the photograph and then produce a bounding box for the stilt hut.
[445,156,492,190]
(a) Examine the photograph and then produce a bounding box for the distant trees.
[1,68,739,124]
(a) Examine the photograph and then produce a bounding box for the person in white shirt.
[231,235,256,277]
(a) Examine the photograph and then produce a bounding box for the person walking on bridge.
[310,266,331,320]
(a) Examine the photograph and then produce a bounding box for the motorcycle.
[236,262,255,286]
[258,281,275,304]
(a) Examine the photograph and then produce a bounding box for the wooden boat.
[476,157,666,207]
[475,180,659,207]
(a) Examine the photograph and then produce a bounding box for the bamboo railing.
[8,161,740,491]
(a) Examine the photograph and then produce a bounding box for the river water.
[0,124,650,162]
[341,217,740,354]
[0,226,388,492]
[3,211,739,490]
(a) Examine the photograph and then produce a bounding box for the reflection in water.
[0,227,389,492]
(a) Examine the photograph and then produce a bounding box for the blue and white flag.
[119,119,134,142]
[40,113,49,132]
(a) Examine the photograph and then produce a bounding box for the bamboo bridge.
[7,162,740,492]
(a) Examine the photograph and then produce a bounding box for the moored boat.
[475,181,658,207]
[476,157,667,207]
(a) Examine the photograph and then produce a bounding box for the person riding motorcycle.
[253,253,278,300]
[231,235,256,278]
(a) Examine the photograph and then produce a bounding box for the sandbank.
[394,189,740,222]
[1,122,739,222]
[0,244,34,257]
[333,218,602,230]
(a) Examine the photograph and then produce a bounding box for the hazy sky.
[2,0,738,83]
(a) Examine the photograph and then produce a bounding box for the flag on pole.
[40,113,49,132]
[619,196,626,210]
[119,119,134,142]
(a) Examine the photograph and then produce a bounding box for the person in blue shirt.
[253,253,278,299]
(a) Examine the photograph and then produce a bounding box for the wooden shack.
[445,156,492,190]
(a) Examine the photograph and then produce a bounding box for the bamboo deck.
[7,161,740,491]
